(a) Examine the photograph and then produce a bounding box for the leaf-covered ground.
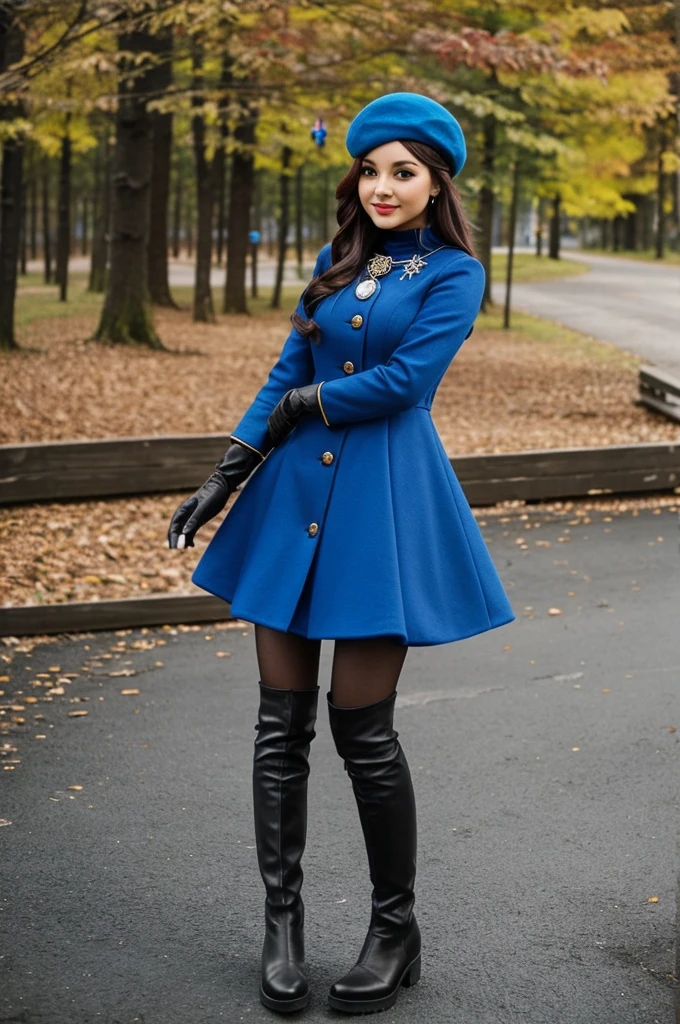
[2,301,678,451]
[1,300,678,608]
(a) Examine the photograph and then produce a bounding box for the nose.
[374,174,393,198]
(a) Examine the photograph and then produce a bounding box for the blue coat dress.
[192,224,516,646]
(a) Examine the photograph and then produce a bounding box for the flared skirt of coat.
[192,408,515,646]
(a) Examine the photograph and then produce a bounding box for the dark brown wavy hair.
[291,139,477,343]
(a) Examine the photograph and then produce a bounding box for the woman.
[168,92,515,1015]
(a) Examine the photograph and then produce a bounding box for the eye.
[396,170,414,179]
[360,166,376,176]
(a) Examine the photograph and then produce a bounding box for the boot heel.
[402,954,421,988]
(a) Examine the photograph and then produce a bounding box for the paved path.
[2,505,677,1023]
[492,253,680,375]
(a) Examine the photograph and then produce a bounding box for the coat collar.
[378,223,443,257]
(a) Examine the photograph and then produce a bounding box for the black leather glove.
[167,442,262,549]
[267,384,321,447]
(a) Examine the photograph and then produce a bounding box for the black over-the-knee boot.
[327,691,421,1015]
[253,682,319,1013]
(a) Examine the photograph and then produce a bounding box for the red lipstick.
[372,204,398,215]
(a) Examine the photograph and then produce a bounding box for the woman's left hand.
[267,384,321,446]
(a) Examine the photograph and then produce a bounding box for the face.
[358,140,439,232]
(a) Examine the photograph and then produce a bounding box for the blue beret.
[346,92,466,177]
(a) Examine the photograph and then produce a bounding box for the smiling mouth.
[372,203,398,210]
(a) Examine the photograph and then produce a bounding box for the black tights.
[254,624,408,708]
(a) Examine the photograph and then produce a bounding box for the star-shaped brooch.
[399,253,428,280]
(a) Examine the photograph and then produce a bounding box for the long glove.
[267,383,321,447]
[167,442,263,549]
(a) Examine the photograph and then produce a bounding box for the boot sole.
[327,953,421,1014]
[260,985,310,1013]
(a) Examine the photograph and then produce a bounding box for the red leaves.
[415,27,608,79]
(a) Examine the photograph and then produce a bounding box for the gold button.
[321,452,334,465]
[307,522,319,537]
[343,361,355,374]
[350,314,363,329]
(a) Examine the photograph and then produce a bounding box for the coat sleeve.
[317,255,485,428]
[229,243,333,458]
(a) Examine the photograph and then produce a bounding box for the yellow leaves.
[647,896,660,904]
[67,710,88,718]
[120,689,140,696]
[67,785,83,792]
[548,607,563,616]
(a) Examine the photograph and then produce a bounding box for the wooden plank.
[0,434,232,505]
[1,436,679,506]
[636,394,680,425]
[639,363,680,398]
[452,443,680,504]
[0,593,232,638]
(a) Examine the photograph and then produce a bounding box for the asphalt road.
[492,252,680,375]
[2,504,678,1024]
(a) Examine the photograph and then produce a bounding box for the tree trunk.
[535,197,543,257]
[295,163,303,278]
[42,155,52,283]
[95,24,161,347]
[223,104,257,314]
[185,204,193,258]
[271,144,292,309]
[214,130,227,266]
[171,168,181,259]
[191,44,216,323]
[29,149,37,260]
[55,127,71,301]
[477,112,496,307]
[89,130,110,292]
[81,194,88,255]
[612,215,621,252]
[548,193,561,259]
[503,159,520,330]
[147,28,176,307]
[655,124,666,260]
[19,171,27,275]
[0,8,25,350]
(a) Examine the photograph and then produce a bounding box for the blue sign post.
[249,230,261,298]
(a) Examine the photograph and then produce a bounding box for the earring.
[429,194,438,206]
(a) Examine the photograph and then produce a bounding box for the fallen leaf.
[667,726,676,734]
[647,896,660,904]
[47,686,65,695]
[108,669,136,678]
[0,818,12,826]
[548,608,563,616]
[67,785,83,791]
[67,710,89,718]
[120,688,140,696]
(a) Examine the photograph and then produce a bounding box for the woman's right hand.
[167,442,263,549]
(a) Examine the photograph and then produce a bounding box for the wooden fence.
[2,435,679,506]
[2,436,678,637]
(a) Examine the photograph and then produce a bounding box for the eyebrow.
[360,158,420,168]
